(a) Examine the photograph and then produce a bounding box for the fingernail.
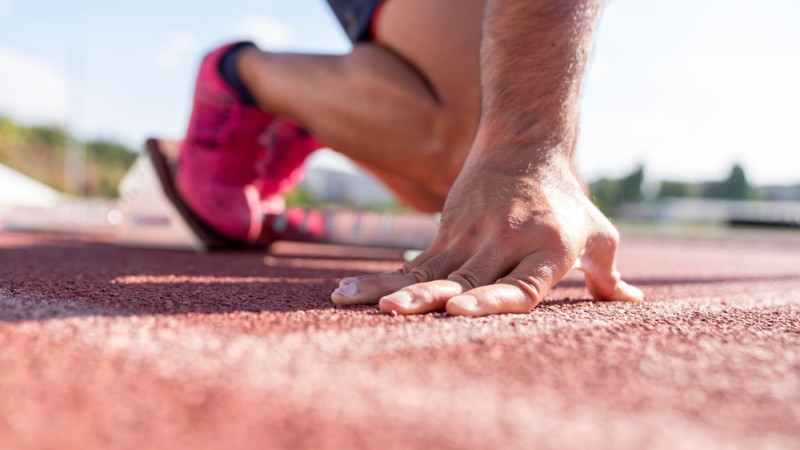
[334,282,358,298]
[381,291,413,309]
[450,295,478,312]
[339,276,358,287]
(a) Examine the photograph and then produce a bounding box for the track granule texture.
[1,230,799,449]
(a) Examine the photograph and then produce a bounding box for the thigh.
[375,0,484,148]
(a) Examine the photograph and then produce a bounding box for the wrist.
[463,140,575,180]
[470,108,578,162]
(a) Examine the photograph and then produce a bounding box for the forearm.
[472,0,603,168]
[334,0,642,317]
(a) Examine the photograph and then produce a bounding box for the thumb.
[573,219,644,302]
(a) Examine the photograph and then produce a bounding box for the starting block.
[116,139,439,252]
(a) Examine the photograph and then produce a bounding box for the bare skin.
[238,0,482,211]
[237,0,643,315]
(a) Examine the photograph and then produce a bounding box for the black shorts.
[326,0,385,43]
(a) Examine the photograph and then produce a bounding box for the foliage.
[703,163,757,200]
[0,115,137,198]
[85,139,138,197]
[589,165,645,217]
[1,113,789,206]
[283,186,320,208]
[284,185,408,212]
[657,180,699,198]
[26,125,68,149]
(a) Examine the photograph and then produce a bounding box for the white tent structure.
[0,163,117,234]
[0,163,62,209]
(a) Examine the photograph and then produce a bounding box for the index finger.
[446,249,573,316]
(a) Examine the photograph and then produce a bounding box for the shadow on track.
[3,235,799,322]
[0,237,398,322]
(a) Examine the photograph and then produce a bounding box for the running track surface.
[1,230,799,449]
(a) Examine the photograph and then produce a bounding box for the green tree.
[0,116,21,156]
[86,140,137,167]
[26,125,68,149]
[704,163,755,199]
[618,165,645,203]
[720,163,751,199]
[0,117,139,198]
[590,177,619,217]
[658,180,698,198]
[0,116,20,145]
[590,165,645,217]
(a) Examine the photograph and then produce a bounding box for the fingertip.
[331,282,374,306]
[446,294,481,316]
[331,282,355,305]
[448,283,540,316]
[333,273,419,306]
[379,290,413,314]
[338,276,359,287]
[613,281,645,302]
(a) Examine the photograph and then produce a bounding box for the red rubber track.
[1,230,799,449]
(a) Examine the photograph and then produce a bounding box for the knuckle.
[400,245,441,274]
[501,275,544,307]
[542,224,583,261]
[408,250,463,283]
[586,219,621,256]
[490,217,521,241]
[541,232,578,262]
[602,224,621,249]
[448,268,482,291]
[606,223,621,244]
[410,265,434,283]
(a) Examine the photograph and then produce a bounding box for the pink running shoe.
[176,42,320,243]
[256,120,324,218]
[259,120,324,197]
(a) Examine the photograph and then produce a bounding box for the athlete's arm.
[333,0,643,315]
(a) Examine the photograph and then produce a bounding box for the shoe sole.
[146,138,263,250]
[147,137,439,251]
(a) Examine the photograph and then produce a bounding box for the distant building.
[619,198,800,227]
[302,149,396,207]
[759,184,800,201]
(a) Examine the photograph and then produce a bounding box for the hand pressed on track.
[331,157,643,316]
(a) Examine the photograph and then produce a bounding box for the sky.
[0,0,799,186]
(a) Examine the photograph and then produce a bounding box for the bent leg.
[237,0,484,211]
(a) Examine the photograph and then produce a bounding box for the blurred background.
[1,0,799,230]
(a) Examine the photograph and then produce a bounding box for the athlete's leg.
[237,0,484,211]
